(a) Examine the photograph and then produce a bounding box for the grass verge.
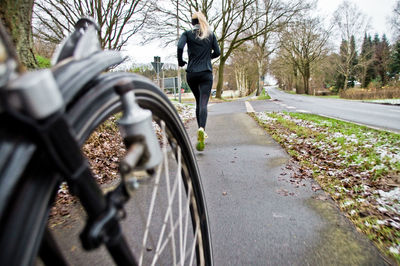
[250,111,400,263]
[257,88,271,100]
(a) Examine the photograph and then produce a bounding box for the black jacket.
[177,29,220,73]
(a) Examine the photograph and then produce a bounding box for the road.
[186,99,391,265]
[252,86,400,133]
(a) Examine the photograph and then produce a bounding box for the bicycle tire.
[0,147,60,266]
[0,72,212,265]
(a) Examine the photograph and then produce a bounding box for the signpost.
[151,56,164,87]
[164,77,179,99]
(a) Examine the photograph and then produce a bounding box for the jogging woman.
[177,11,220,151]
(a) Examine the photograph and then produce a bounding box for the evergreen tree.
[335,39,348,90]
[334,72,345,90]
[359,33,374,87]
[389,40,400,77]
[374,34,390,85]
[336,37,357,90]
[348,35,358,87]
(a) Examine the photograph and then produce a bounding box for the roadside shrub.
[367,79,382,90]
[340,87,400,99]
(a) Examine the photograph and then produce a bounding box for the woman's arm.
[211,33,220,59]
[177,32,187,67]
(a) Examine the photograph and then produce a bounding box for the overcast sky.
[317,0,396,39]
[123,0,398,65]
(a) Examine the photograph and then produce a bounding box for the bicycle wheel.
[64,72,213,265]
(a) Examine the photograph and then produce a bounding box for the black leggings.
[187,71,213,129]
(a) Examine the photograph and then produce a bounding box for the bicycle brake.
[115,82,163,192]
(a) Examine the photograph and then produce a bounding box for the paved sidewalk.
[187,109,389,265]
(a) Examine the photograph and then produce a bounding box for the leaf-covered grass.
[251,111,400,263]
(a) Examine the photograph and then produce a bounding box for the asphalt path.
[186,100,391,265]
[262,87,400,133]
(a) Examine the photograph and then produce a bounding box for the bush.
[367,79,382,90]
[35,55,51,69]
[339,87,400,99]
[181,81,191,92]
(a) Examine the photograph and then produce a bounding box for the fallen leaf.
[276,188,289,196]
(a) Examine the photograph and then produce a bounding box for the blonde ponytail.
[192,12,211,39]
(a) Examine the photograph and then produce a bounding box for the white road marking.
[245,101,255,113]
[297,110,311,113]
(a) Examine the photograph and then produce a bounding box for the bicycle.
[0,17,212,265]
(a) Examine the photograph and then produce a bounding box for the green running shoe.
[196,127,205,151]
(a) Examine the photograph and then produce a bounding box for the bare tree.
[390,0,400,41]
[279,17,330,94]
[250,0,286,96]
[211,0,309,98]
[0,0,37,69]
[250,0,315,96]
[147,0,308,98]
[270,48,298,91]
[230,45,258,96]
[333,0,369,90]
[251,31,275,96]
[138,0,215,46]
[33,0,154,50]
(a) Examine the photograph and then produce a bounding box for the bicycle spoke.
[164,127,177,266]
[151,164,180,265]
[188,221,200,266]
[181,181,193,265]
[150,178,195,265]
[178,147,183,264]
[155,214,181,262]
[138,122,166,265]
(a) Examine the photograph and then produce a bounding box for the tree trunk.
[294,66,304,94]
[361,65,367,88]
[216,57,226,98]
[256,59,264,96]
[235,67,247,97]
[0,0,37,70]
[304,62,310,94]
[343,63,350,90]
[343,70,349,91]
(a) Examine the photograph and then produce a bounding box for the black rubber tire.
[0,149,59,266]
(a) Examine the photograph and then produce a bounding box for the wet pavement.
[186,101,390,265]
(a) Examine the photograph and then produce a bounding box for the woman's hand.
[178,60,187,67]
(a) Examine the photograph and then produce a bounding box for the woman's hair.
[192,12,211,39]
